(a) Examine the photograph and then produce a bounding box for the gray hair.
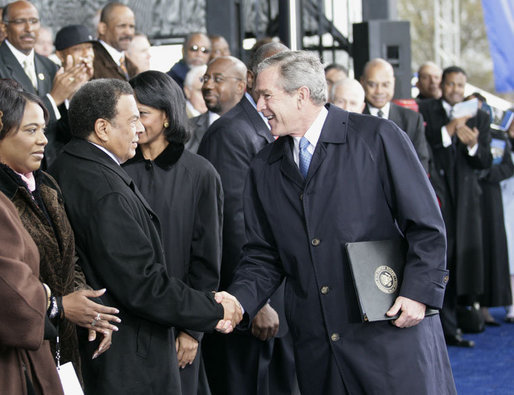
[184,64,207,89]
[330,78,365,104]
[258,51,327,105]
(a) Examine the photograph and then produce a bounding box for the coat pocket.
[136,321,152,358]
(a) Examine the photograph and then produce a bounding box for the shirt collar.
[99,40,124,65]
[5,39,35,65]
[293,106,328,152]
[208,111,220,126]
[368,102,390,118]
[88,141,121,165]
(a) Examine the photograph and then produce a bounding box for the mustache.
[119,36,133,41]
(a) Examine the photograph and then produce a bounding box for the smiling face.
[441,72,466,106]
[135,100,167,147]
[202,57,245,115]
[255,66,301,137]
[99,5,135,52]
[103,94,143,163]
[361,62,395,109]
[0,100,47,173]
[3,1,40,55]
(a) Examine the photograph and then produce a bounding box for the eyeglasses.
[4,18,40,26]
[202,74,243,84]
[189,45,210,54]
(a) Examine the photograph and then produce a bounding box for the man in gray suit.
[361,58,430,172]
[186,56,246,153]
[0,1,86,121]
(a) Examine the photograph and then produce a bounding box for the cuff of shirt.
[46,94,61,120]
[441,126,452,147]
[467,143,478,156]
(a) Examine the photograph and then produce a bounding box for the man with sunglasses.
[167,32,211,89]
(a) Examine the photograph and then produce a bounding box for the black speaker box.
[353,21,411,99]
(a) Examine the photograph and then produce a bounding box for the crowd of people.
[0,1,513,394]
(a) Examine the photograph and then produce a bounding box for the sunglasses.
[189,45,210,54]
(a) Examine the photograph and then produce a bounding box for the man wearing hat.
[44,24,96,167]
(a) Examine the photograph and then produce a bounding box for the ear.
[97,21,107,37]
[0,23,6,37]
[297,86,310,108]
[236,79,246,95]
[93,118,110,143]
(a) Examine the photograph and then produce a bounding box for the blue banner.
[481,0,514,93]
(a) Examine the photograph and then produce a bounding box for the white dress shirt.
[293,106,328,167]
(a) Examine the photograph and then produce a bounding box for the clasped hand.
[214,291,243,334]
[386,296,426,328]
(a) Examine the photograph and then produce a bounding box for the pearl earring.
[164,121,169,128]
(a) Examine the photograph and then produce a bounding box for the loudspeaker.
[206,0,244,61]
[353,21,411,99]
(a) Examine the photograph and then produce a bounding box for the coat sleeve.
[85,191,224,331]
[181,165,224,341]
[198,120,257,289]
[412,112,430,173]
[377,122,449,309]
[0,196,46,349]
[227,163,285,320]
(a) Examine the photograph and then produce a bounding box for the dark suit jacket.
[49,139,224,395]
[92,41,137,80]
[364,103,430,172]
[228,105,454,395]
[186,111,211,153]
[419,98,492,295]
[0,40,59,120]
[198,95,274,290]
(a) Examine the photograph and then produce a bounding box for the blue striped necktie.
[299,137,312,178]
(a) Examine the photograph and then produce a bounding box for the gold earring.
[163,121,169,128]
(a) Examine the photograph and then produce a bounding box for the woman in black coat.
[123,71,223,395]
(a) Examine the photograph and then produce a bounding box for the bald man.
[186,56,246,153]
[361,58,430,172]
[416,61,442,100]
[92,2,137,80]
[329,78,365,113]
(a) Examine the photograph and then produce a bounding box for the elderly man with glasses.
[167,32,211,90]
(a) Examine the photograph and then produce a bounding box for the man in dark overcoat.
[227,51,456,394]
[49,79,242,394]
[419,66,492,346]
[198,42,297,395]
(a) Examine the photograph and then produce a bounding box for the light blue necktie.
[299,137,312,178]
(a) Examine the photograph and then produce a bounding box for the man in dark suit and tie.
[198,42,298,395]
[225,50,456,395]
[49,79,242,394]
[186,56,246,153]
[92,2,138,80]
[361,58,430,172]
[0,1,85,121]
[419,66,492,347]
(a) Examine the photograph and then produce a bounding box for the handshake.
[214,291,243,334]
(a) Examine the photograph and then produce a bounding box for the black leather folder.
[345,239,438,322]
